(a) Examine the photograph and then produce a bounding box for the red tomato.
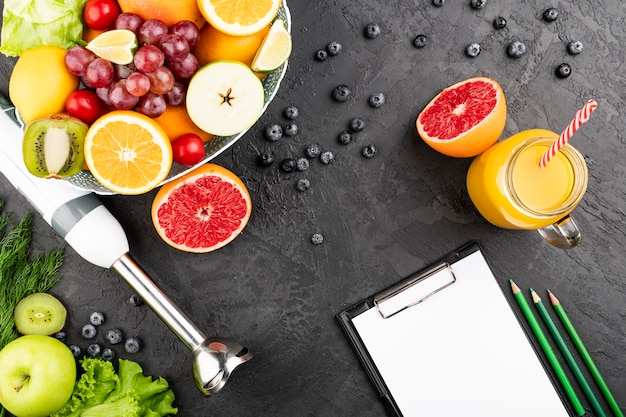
[83,0,121,30]
[65,89,102,125]
[172,133,206,166]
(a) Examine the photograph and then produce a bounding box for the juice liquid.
[466,129,588,229]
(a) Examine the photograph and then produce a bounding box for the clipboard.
[337,242,574,417]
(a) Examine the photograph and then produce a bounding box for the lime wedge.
[86,29,138,65]
[251,19,292,74]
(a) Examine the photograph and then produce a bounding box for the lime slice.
[86,29,138,65]
[251,19,292,74]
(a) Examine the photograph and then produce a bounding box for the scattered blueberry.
[507,40,527,58]
[567,40,583,55]
[332,85,351,102]
[369,92,385,108]
[124,337,142,354]
[105,328,124,345]
[314,49,328,61]
[470,0,486,9]
[555,63,572,78]
[296,178,311,192]
[264,124,283,141]
[413,34,428,49]
[129,294,144,307]
[319,151,335,165]
[305,143,322,158]
[89,311,105,326]
[257,149,275,167]
[283,123,299,136]
[349,117,366,132]
[362,144,378,158]
[338,131,352,145]
[311,233,324,245]
[69,344,82,358]
[465,43,481,57]
[296,157,310,171]
[53,331,67,342]
[102,348,116,362]
[81,323,97,339]
[283,106,299,120]
[87,343,102,357]
[326,41,342,56]
[364,23,381,39]
[432,0,445,6]
[280,158,297,173]
[493,16,507,29]
[543,7,559,22]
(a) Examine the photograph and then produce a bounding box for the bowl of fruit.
[5,0,291,195]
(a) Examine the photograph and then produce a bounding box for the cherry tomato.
[65,89,102,125]
[83,0,121,30]
[171,133,206,166]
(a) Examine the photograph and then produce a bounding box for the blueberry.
[53,331,67,343]
[332,85,351,102]
[295,178,311,192]
[283,106,299,120]
[314,49,328,61]
[129,294,144,307]
[87,343,102,357]
[364,23,381,39]
[349,117,366,132]
[369,92,385,108]
[567,40,583,55]
[465,43,481,57]
[319,151,335,165]
[296,158,310,171]
[413,34,427,48]
[337,131,352,145]
[305,143,322,158]
[432,0,445,6]
[543,7,559,22]
[507,40,527,58]
[89,311,105,326]
[555,63,572,78]
[280,158,297,173]
[102,348,116,362]
[257,149,275,167]
[105,328,124,345]
[311,233,324,245]
[283,123,299,136]
[69,344,82,358]
[362,144,378,158]
[326,41,342,56]
[81,323,97,339]
[493,16,507,29]
[124,337,142,354]
[470,0,486,9]
[264,124,283,141]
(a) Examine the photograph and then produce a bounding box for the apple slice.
[186,61,265,137]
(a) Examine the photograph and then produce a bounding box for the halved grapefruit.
[416,76,506,158]
[151,163,252,253]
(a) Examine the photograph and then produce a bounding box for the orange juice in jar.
[466,129,588,248]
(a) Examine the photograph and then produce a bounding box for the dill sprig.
[0,196,64,350]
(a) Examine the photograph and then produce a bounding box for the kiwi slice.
[14,292,67,335]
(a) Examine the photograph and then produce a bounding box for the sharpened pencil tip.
[548,291,559,305]
[510,280,520,293]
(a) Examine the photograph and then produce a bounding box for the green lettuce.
[0,0,88,57]
[51,357,178,417]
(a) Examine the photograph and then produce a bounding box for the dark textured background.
[1,0,625,416]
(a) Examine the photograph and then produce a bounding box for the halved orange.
[197,0,282,36]
[84,110,172,195]
[416,76,507,158]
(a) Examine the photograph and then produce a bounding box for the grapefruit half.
[416,76,506,158]
[151,163,252,253]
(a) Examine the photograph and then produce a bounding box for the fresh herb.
[0,197,64,351]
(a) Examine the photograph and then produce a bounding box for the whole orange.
[153,105,214,142]
[117,0,206,28]
[193,23,270,67]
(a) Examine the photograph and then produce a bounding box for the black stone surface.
[0,0,625,416]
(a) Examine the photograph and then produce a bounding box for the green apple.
[0,335,76,417]
[186,60,265,137]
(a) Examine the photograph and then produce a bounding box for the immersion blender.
[0,95,251,395]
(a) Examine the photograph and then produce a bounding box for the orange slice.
[84,110,172,195]
[197,0,282,36]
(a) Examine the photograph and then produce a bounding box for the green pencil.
[549,290,625,417]
[531,289,606,417]
[510,280,586,416]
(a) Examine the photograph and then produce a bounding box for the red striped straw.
[539,99,598,168]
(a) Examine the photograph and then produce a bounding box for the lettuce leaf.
[0,0,88,57]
